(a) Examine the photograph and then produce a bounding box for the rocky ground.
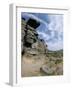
[21,50,63,77]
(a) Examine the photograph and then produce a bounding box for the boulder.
[27,18,40,29]
[40,65,56,75]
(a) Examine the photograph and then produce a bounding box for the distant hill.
[46,49,63,58]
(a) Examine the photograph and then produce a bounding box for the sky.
[21,12,63,51]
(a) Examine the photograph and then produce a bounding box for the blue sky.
[21,12,63,51]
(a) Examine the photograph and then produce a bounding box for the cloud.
[47,41,63,51]
[48,15,63,32]
[38,31,50,40]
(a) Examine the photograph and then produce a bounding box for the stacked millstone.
[21,18,40,55]
[24,25,38,47]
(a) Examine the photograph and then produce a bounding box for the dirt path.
[21,54,63,77]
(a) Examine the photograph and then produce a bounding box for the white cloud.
[38,31,50,40]
[48,15,63,32]
[47,41,63,51]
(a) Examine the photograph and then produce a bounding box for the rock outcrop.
[21,18,48,55]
